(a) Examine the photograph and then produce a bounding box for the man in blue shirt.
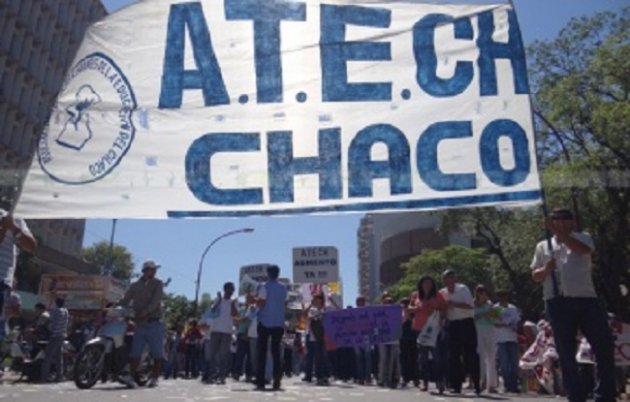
[255,265,287,391]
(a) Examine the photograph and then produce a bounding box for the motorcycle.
[73,307,152,389]
[0,326,29,374]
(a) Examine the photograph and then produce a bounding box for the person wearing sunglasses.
[531,208,615,402]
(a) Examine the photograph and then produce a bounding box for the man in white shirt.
[204,282,238,385]
[439,269,480,395]
[493,289,521,393]
[531,208,615,402]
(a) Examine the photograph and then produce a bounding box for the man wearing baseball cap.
[119,259,165,388]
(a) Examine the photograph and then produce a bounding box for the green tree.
[163,293,194,329]
[439,208,545,320]
[387,246,491,302]
[82,241,134,280]
[199,292,212,313]
[528,7,630,319]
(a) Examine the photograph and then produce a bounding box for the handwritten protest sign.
[323,305,402,349]
[293,246,339,284]
[239,263,270,295]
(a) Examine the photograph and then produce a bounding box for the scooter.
[73,307,152,389]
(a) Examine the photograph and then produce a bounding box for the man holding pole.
[531,208,615,402]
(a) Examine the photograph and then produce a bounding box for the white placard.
[238,263,271,295]
[293,246,339,284]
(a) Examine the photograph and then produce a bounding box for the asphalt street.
[0,377,562,402]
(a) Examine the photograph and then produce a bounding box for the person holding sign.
[205,282,238,385]
[304,292,330,386]
[412,276,447,393]
[440,269,481,395]
[354,296,372,385]
[378,293,400,389]
[531,208,616,402]
[254,265,287,391]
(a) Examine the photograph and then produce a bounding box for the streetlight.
[193,227,254,316]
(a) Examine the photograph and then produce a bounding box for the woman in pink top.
[411,276,447,393]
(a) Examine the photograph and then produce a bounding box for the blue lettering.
[480,119,530,186]
[320,5,392,102]
[417,121,476,191]
[159,2,229,108]
[225,0,306,103]
[477,10,529,96]
[413,14,473,97]
[348,124,411,197]
[267,129,342,202]
[185,133,263,205]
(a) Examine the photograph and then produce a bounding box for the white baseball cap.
[142,259,161,271]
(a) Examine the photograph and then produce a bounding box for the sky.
[90,0,627,307]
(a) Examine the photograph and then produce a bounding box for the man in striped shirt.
[41,297,69,382]
[0,209,36,341]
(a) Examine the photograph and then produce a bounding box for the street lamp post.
[193,227,254,316]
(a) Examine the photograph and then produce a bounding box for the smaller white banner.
[293,246,339,284]
[238,263,271,296]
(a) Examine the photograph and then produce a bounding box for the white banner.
[293,246,339,283]
[238,263,270,295]
[16,0,541,218]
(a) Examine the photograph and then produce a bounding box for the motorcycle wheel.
[133,353,153,386]
[73,345,104,389]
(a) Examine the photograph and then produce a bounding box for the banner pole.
[508,0,560,298]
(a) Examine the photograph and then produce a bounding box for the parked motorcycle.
[73,307,152,389]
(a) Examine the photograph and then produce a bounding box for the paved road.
[0,376,560,402]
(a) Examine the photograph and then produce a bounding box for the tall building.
[0,1,106,256]
[357,212,470,302]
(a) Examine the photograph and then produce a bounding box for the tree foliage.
[387,246,491,300]
[199,292,212,314]
[437,208,545,320]
[82,241,134,280]
[163,293,194,329]
[529,7,630,319]
[387,8,629,320]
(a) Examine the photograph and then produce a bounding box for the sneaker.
[148,377,158,388]
[119,374,137,389]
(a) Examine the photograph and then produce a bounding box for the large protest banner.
[16,0,541,218]
[323,305,402,348]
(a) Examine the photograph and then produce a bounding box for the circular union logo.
[37,52,137,184]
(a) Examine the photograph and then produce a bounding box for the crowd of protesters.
[0,207,628,400]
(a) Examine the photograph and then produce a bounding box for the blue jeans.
[497,341,519,392]
[546,297,616,402]
[131,321,165,359]
[207,332,232,381]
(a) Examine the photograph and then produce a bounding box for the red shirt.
[412,293,446,331]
